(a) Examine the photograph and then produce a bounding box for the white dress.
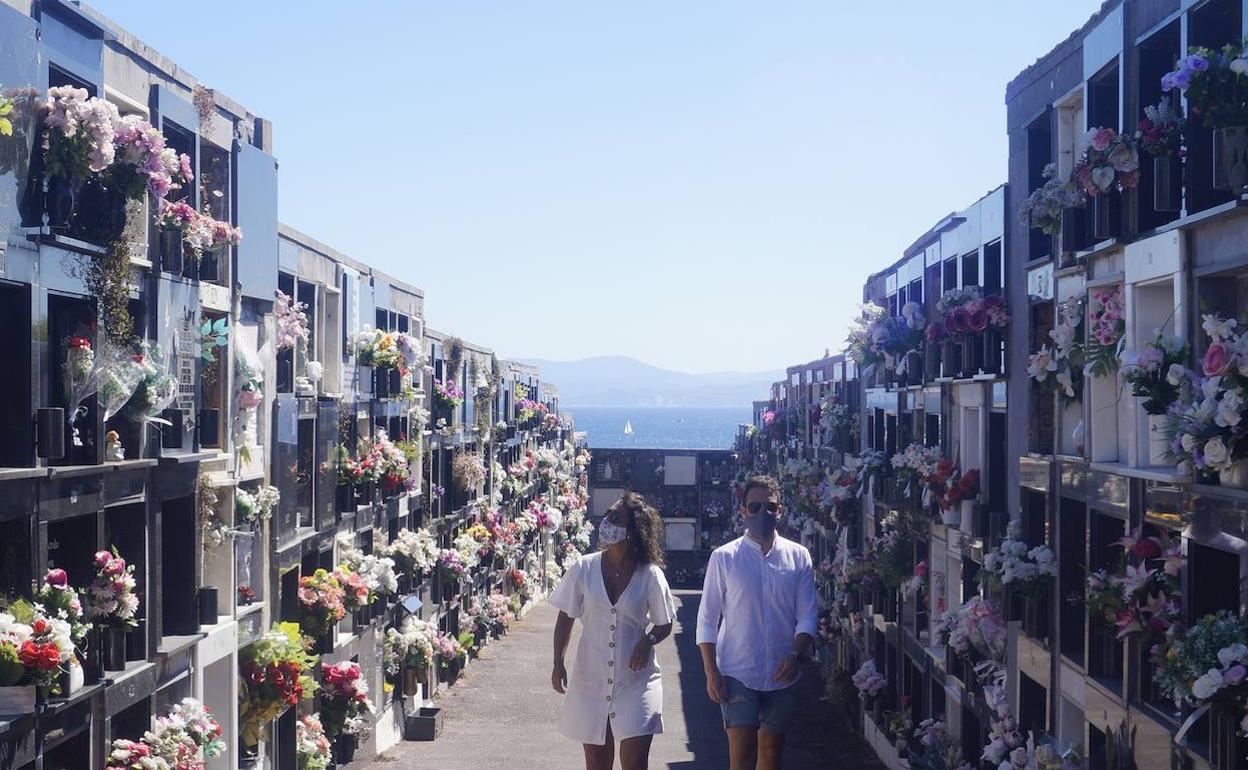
[549,552,676,745]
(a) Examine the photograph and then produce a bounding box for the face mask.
[745,509,778,540]
[599,519,628,547]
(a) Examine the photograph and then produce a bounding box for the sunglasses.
[746,501,779,515]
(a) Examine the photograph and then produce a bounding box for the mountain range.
[521,356,783,407]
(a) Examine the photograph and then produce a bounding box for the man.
[696,474,819,770]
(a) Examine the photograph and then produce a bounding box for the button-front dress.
[549,552,676,745]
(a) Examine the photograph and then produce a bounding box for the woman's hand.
[551,660,568,694]
[628,637,652,672]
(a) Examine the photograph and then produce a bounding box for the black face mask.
[744,509,778,540]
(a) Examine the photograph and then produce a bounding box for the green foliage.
[200,317,229,363]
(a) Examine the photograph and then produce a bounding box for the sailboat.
[623,420,634,436]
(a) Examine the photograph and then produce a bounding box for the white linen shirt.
[695,534,819,692]
[549,552,677,745]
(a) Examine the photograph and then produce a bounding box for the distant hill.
[521,356,783,407]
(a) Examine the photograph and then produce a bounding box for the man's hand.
[628,638,652,672]
[551,660,568,694]
[705,667,729,704]
[773,652,799,684]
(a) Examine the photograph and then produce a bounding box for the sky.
[89,0,1100,374]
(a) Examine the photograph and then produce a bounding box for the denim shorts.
[720,676,798,733]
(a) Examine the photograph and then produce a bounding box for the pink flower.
[945,307,968,335]
[1204,341,1234,376]
[1227,664,1248,686]
[45,568,68,588]
[1091,127,1116,152]
[967,306,989,333]
[925,321,944,343]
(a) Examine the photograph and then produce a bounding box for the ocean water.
[565,406,751,450]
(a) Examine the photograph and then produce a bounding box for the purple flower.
[1174,69,1193,90]
[1186,54,1210,72]
[1160,72,1176,92]
[1226,664,1247,686]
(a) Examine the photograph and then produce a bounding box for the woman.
[550,491,676,770]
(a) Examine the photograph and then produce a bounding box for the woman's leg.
[583,721,615,770]
[618,734,654,770]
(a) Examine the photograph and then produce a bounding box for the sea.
[564,406,751,450]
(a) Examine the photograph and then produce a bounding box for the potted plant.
[1073,127,1139,241]
[1137,98,1185,212]
[87,548,139,672]
[1163,46,1248,191]
[1119,336,1188,465]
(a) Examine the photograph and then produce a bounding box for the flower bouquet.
[297,569,346,639]
[319,661,375,739]
[1073,128,1140,197]
[1086,527,1181,641]
[143,697,226,769]
[104,738,168,770]
[979,520,1056,599]
[239,623,317,747]
[62,335,98,431]
[384,527,440,584]
[1085,285,1125,377]
[1163,47,1248,130]
[846,302,925,378]
[1168,314,1248,482]
[1027,297,1085,401]
[432,633,466,671]
[1153,611,1248,719]
[128,343,178,424]
[434,379,464,409]
[452,451,486,491]
[938,596,1007,664]
[0,603,74,693]
[851,660,886,698]
[1138,98,1185,157]
[275,290,309,352]
[35,568,88,652]
[1120,335,1188,415]
[235,484,280,524]
[297,714,332,770]
[1020,163,1085,236]
[88,548,139,629]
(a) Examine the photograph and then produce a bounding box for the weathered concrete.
[367,590,883,769]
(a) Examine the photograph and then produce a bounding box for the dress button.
[611,608,616,614]
[608,678,614,685]
[610,713,616,719]
[610,625,616,631]
[609,642,615,648]
[608,660,614,667]
[606,695,612,701]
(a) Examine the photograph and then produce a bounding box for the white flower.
[901,301,925,330]
[1167,364,1187,386]
[1204,437,1231,468]
[1027,346,1057,381]
[1050,323,1076,353]
[1217,390,1244,428]
[1232,58,1248,76]
[1219,643,1248,668]
[1055,369,1075,398]
[1192,668,1226,701]
[1203,377,1224,400]
[306,361,323,381]
[1204,314,1238,342]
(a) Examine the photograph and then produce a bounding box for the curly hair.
[608,491,666,567]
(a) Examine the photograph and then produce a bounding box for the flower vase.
[1146,414,1169,466]
[1218,459,1248,489]
[403,666,422,697]
[45,175,75,229]
[940,506,961,527]
[159,229,184,274]
[1213,126,1248,192]
[1154,155,1182,212]
[101,626,127,672]
[1091,192,1120,241]
[331,734,357,765]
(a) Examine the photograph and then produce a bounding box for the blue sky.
[90,0,1099,374]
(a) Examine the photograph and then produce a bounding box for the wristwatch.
[646,632,659,646]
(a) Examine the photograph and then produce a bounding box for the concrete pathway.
[367,590,883,769]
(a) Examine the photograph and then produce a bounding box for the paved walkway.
[368,590,883,769]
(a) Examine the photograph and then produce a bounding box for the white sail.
[623,420,634,435]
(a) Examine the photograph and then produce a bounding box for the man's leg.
[726,726,759,770]
[755,728,784,770]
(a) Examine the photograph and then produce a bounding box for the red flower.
[966,306,989,334]
[19,640,61,670]
[1130,538,1162,560]
[945,307,969,335]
